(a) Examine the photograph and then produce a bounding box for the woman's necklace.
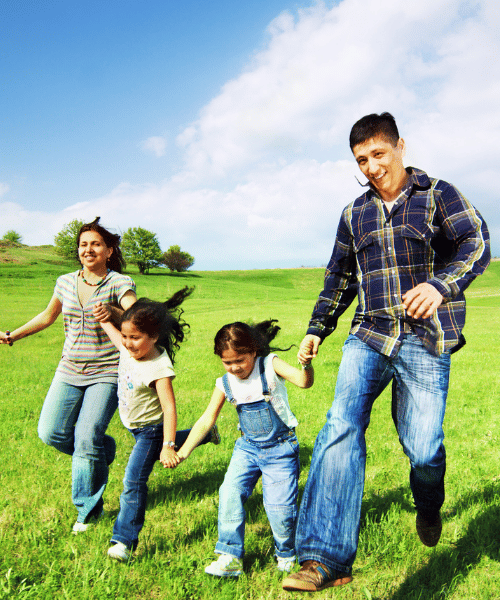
[80,269,109,286]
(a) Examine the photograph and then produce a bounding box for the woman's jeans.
[38,376,118,523]
[216,400,300,560]
[296,334,450,574]
[111,425,211,549]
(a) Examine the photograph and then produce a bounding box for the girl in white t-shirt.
[176,320,314,577]
[94,287,218,561]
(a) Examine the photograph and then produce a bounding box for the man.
[282,113,490,592]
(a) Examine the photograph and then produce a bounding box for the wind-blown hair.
[214,320,292,358]
[121,287,194,364]
[76,217,125,273]
[349,112,400,150]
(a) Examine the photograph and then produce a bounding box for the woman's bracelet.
[301,362,312,370]
[163,441,176,448]
[5,331,13,346]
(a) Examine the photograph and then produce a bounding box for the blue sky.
[1,0,498,269]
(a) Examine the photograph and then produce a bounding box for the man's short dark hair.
[349,112,400,150]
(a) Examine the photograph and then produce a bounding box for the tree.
[121,227,163,274]
[1,230,22,244]
[54,219,85,260]
[161,245,195,272]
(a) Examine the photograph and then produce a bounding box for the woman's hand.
[0,331,13,345]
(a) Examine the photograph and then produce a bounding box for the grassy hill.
[0,245,498,599]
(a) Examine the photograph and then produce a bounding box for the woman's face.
[78,231,113,271]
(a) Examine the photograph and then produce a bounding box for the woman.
[0,218,136,531]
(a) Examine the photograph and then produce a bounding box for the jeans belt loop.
[403,321,413,334]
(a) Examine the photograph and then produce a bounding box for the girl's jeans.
[216,400,300,560]
[296,334,450,574]
[111,425,211,549]
[38,376,118,523]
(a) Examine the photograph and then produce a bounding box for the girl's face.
[220,348,256,380]
[78,231,112,271]
[121,320,158,361]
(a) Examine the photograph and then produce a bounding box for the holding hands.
[298,334,321,365]
[93,301,114,323]
[160,445,183,469]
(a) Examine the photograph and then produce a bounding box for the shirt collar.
[366,166,431,205]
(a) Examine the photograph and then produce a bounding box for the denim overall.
[215,357,300,560]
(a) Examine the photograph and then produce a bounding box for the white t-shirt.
[216,353,298,428]
[117,345,175,429]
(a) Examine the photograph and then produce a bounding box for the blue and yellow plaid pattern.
[307,168,490,357]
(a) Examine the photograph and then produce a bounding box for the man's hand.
[298,334,322,364]
[402,283,443,319]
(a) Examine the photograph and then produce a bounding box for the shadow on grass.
[384,483,500,600]
[298,443,314,471]
[148,463,229,505]
[360,485,414,526]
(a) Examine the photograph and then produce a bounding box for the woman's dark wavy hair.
[76,217,125,273]
[120,287,194,364]
[214,320,292,358]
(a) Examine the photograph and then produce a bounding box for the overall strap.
[259,356,271,402]
[222,373,237,405]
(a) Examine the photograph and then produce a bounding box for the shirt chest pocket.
[353,232,382,273]
[398,223,436,268]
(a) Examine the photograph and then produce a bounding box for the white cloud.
[176,0,483,177]
[2,0,499,264]
[139,136,167,157]
[0,183,10,197]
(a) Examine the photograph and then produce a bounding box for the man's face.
[352,135,407,201]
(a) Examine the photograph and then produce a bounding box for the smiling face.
[220,348,257,380]
[352,135,408,202]
[78,231,113,272]
[121,320,159,361]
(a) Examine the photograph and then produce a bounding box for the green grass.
[0,247,499,599]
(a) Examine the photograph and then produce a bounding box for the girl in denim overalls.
[177,320,314,576]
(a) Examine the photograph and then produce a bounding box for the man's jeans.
[38,377,118,523]
[111,425,210,549]
[296,334,450,574]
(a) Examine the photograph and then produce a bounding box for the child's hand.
[298,334,321,363]
[160,446,181,469]
[93,301,112,323]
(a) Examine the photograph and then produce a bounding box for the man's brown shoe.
[416,512,442,547]
[282,560,353,592]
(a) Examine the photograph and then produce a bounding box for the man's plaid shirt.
[307,168,490,357]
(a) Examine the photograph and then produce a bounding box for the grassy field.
[0,246,499,599]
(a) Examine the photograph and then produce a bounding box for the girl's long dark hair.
[121,287,194,364]
[214,320,292,358]
[76,217,125,273]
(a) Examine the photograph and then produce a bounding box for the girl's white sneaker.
[277,556,296,572]
[107,542,131,562]
[205,553,243,577]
